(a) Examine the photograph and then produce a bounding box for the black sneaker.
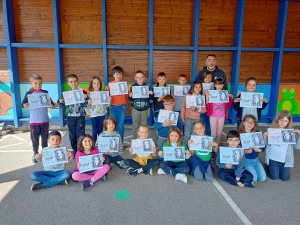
[31,182,45,191]
[244,182,255,188]
[126,167,134,174]
[100,175,106,182]
[129,169,139,177]
[81,180,92,191]
[32,154,38,163]
[57,180,68,186]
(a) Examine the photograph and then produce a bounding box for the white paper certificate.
[173,86,190,96]
[185,95,205,108]
[62,89,85,106]
[219,147,244,165]
[189,135,213,151]
[109,82,128,96]
[153,87,170,97]
[97,137,119,152]
[208,90,229,103]
[157,110,179,125]
[79,154,103,173]
[42,147,68,167]
[202,82,214,95]
[27,93,51,108]
[131,138,154,154]
[240,132,265,149]
[240,92,264,108]
[267,128,296,144]
[89,91,110,105]
[132,86,149,98]
[163,146,185,161]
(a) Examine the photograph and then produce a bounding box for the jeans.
[200,113,211,136]
[267,159,290,181]
[104,154,126,169]
[194,164,214,182]
[67,116,86,153]
[90,115,105,142]
[132,108,148,139]
[126,159,160,172]
[218,168,253,186]
[159,161,190,177]
[30,123,49,154]
[30,170,70,188]
[244,157,266,182]
[110,105,126,141]
[183,118,199,145]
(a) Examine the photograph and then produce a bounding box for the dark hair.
[206,54,216,59]
[77,134,95,152]
[239,115,258,133]
[157,72,166,78]
[67,74,78,82]
[135,70,145,76]
[202,71,213,82]
[48,130,62,139]
[188,81,203,95]
[227,130,240,140]
[214,77,225,89]
[179,74,187,79]
[166,126,183,146]
[112,66,124,74]
[89,76,102,92]
[162,95,175,103]
[103,116,117,131]
[245,77,258,86]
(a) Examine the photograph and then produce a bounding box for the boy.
[216,130,254,188]
[153,72,168,118]
[104,66,128,142]
[22,74,56,163]
[171,74,188,113]
[154,95,183,151]
[128,70,153,138]
[57,74,88,153]
[30,130,74,191]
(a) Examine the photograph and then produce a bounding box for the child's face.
[106,120,116,132]
[278,116,289,128]
[157,76,167,86]
[30,79,42,90]
[169,131,179,143]
[134,73,145,85]
[246,80,257,92]
[48,135,61,148]
[163,101,174,111]
[193,84,202,94]
[92,79,101,91]
[243,118,255,131]
[82,137,93,150]
[193,123,205,136]
[215,83,224,90]
[67,77,78,90]
[204,75,213,83]
[227,137,240,148]
[137,127,149,139]
[178,77,187,86]
[113,72,123,82]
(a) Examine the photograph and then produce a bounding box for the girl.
[233,77,269,130]
[206,77,233,145]
[85,76,110,142]
[157,126,191,183]
[126,125,160,176]
[72,134,110,191]
[263,110,300,181]
[180,81,206,144]
[239,114,266,182]
[96,116,127,169]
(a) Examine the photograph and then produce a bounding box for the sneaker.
[128,169,139,177]
[244,181,255,188]
[126,167,134,174]
[57,180,68,186]
[157,168,166,175]
[81,180,92,191]
[31,182,45,191]
[32,154,38,163]
[144,168,153,175]
[100,175,106,182]
[175,173,187,184]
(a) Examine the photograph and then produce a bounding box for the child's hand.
[149,90,153,95]
[66,151,74,158]
[83,94,88,99]
[205,92,210,97]
[77,162,81,168]
[88,99,92,106]
[104,86,110,91]
[252,147,261,153]
[35,153,42,160]
[245,148,253,154]
[163,120,173,127]
[225,163,232,169]
[293,129,300,134]
[158,151,163,157]
[234,98,241,103]
[50,103,57,109]
[152,147,157,154]
[188,139,194,147]
[23,103,29,108]
[190,106,195,111]
[228,94,234,98]
[59,98,64,103]
[128,92,133,97]
[158,96,164,102]
[129,147,133,155]
[101,156,105,162]
[185,150,191,155]
[263,132,269,140]
[263,98,268,103]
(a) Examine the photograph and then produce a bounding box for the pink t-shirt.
[74,148,99,170]
[210,103,226,118]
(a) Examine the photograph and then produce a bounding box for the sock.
[90,179,94,185]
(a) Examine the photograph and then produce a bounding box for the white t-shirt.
[269,144,288,163]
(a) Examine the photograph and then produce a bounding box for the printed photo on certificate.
[240,132,265,149]
[131,138,154,154]
[163,146,185,161]
[132,86,149,98]
[173,86,190,96]
[62,89,85,106]
[97,137,119,152]
[185,95,205,108]
[267,128,296,144]
[157,110,179,125]
[153,87,170,97]
[189,135,213,151]
[27,93,51,108]
[219,147,244,165]
[89,91,110,105]
[42,147,68,167]
[208,90,229,103]
[240,92,264,108]
[109,82,128,96]
[202,82,214,95]
[79,154,103,173]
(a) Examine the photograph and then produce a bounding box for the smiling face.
[243,118,255,132]
[169,131,180,143]
[278,116,289,128]
[48,135,61,148]
[106,119,116,132]
[227,137,240,148]
[178,77,187,86]
[113,72,123,82]
[215,83,224,90]
[157,76,167,86]
[245,80,257,93]
[67,77,78,90]
[82,137,93,150]
[30,79,42,90]
[92,78,101,91]
[193,123,205,136]
[193,84,202,95]
[203,74,213,83]
[137,126,149,139]
[134,73,145,85]
[163,101,174,111]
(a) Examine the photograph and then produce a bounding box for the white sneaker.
[149,168,153,175]
[157,168,166,175]
[126,167,134,174]
[175,173,187,183]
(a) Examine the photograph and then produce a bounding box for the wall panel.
[281,53,300,83]
[285,2,300,48]
[0,1,5,42]
[0,48,8,82]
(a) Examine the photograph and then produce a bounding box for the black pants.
[104,154,126,169]
[30,123,49,154]
[67,116,85,152]
[218,168,253,186]
[125,159,160,172]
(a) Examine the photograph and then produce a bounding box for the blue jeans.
[218,168,253,186]
[267,159,290,181]
[30,170,70,188]
[126,159,160,172]
[200,113,211,136]
[194,164,214,182]
[244,157,266,182]
[90,115,105,142]
[159,161,190,177]
[110,105,126,141]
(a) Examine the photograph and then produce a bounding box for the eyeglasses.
[279,119,289,123]
[163,103,174,106]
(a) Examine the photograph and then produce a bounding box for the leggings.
[72,164,110,182]
[210,116,225,144]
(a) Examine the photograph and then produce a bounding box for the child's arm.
[151,146,157,157]
[65,151,74,166]
[262,98,269,110]
[209,141,218,152]
[22,91,29,108]
[233,94,241,111]
[292,129,300,149]
[129,147,134,156]
[180,96,186,123]
[35,153,43,164]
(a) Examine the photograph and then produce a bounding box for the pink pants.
[72,164,110,182]
[210,116,225,144]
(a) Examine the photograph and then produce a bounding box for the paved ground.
[1,124,300,225]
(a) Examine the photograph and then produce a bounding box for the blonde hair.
[30,74,42,82]
[239,114,258,133]
[270,110,293,128]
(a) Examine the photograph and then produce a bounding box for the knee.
[72,172,80,181]
[218,169,226,180]
[62,170,70,180]
[30,172,37,180]
[102,164,111,172]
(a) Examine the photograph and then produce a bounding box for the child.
[187,122,218,182]
[171,74,188,113]
[157,126,191,183]
[128,70,153,138]
[57,74,88,153]
[154,95,183,152]
[30,130,73,191]
[233,77,269,130]
[206,77,234,145]
[96,116,127,169]
[216,130,254,188]
[126,125,160,176]
[22,74,56,163]
[72,134,110,191]
[153,72,168,118]
[104,66,128,142]
[181,81,206,144]
[263,110,300,181]
[239,115,266,182]
[85,76,110,141]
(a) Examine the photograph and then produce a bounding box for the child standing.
[263,110,300,181]
[128,70,153,139]
[233,77,269,130]
[188,122,217,182]
[72,134,110,191]
[157,126,191,183]
[153,72,168,118]
[171,74,188,113]
[57,74,88,153]
[96,116,127,169]
[22,74,56,163]
[30,130,73,191]
[126,125,160,176]
[85,76,110,141]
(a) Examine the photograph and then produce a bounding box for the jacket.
[195,66,228,90]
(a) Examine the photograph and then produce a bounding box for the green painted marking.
[114,190,131,200]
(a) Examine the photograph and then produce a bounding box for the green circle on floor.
[114,190,131,200]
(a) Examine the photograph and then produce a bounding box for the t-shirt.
[269,144,288,163]
[42,147,65,171]
[211,103,226,118]
[242,107,258,120]
[193,135,215,161]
